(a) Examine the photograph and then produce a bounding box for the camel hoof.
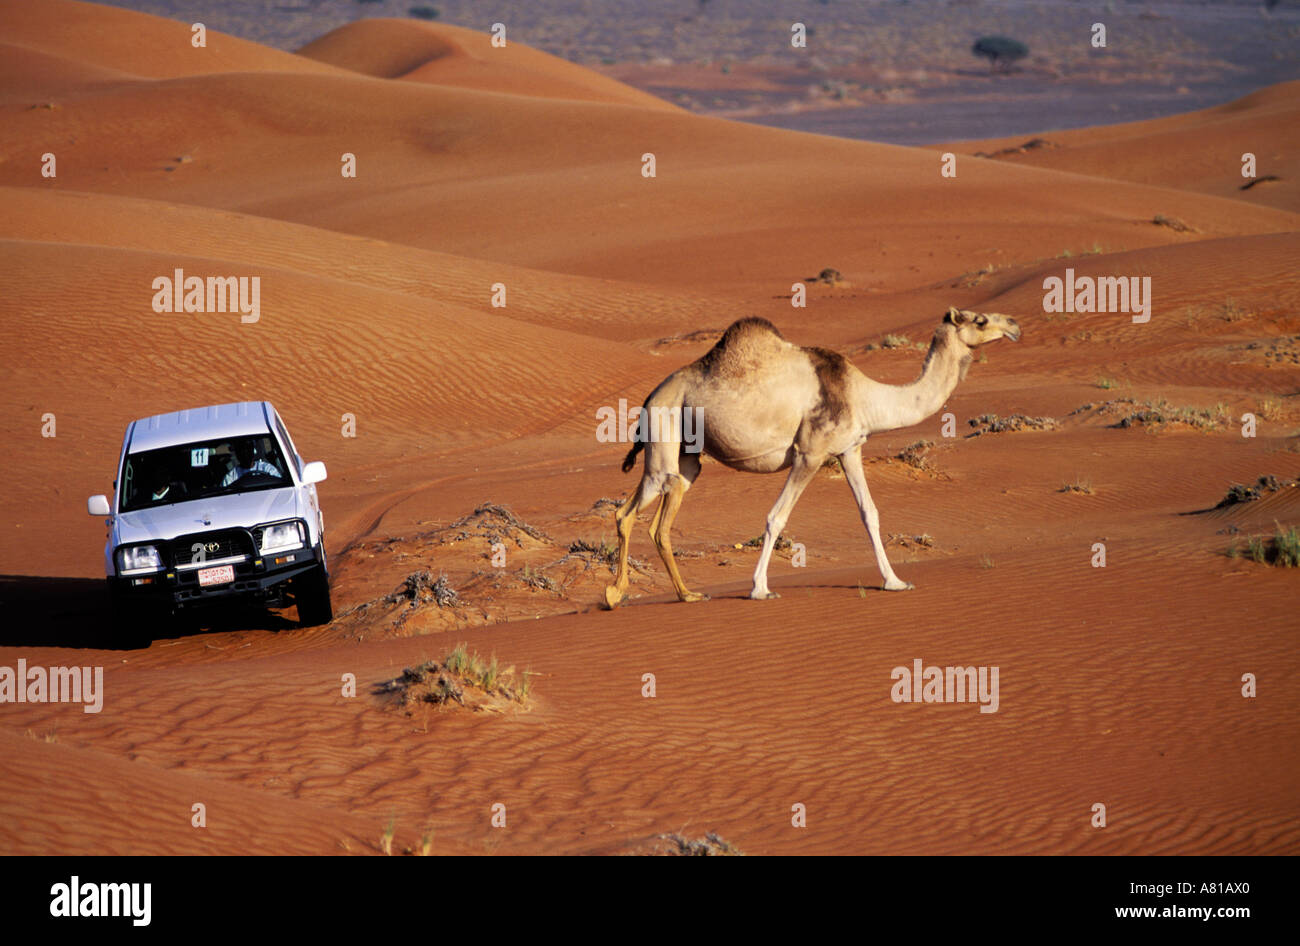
[749,590,780,600]
[603,586,627,609]
[679,591,710,603]
[884,580,914,592]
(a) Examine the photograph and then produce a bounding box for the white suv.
[88,401,332,643]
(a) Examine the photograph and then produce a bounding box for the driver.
[221,440,280,487]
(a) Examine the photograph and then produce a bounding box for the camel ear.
[944,306,967,325]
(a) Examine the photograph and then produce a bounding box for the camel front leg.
[651,474,708,603]
[751,454,820,599]
[839,448,913,591]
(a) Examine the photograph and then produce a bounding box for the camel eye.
[975,315,988,327]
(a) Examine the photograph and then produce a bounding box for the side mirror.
[88,495,111,516]
[301,461,327,486]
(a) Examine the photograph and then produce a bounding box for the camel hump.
[696,317,787,378]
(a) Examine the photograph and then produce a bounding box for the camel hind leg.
[649,451,706,603]
[604,475,661,609]
[603,449,704,608]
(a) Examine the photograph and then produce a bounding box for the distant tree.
[409,5,440,19]
[972,36,1029,73]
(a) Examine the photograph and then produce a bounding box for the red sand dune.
[0,0,1296,855]
[0,0,343,79]
[943,80,1300,213]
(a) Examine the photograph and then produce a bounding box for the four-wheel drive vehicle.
[87,401,332,641]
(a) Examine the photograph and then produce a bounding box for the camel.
[603,307,1021,608]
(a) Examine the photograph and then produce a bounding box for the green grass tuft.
[1230,524,1299,568]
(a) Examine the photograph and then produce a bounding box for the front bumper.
[110,542,326,610]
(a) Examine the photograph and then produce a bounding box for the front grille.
[169,529,255,569]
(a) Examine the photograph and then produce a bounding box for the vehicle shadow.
[0,575,297,650]
[0,575,113,649]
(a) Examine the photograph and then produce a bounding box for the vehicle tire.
[297,570,334,627]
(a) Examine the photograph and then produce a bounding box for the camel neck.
[861,326,970,433]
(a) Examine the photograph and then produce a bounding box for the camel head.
[943,307,1021,347]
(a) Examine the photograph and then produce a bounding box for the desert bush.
[1059,477,1093,495]
[972,36,1028,72]
[965,413,1059,437]
[654,832,744,856]
[379,644,533,710]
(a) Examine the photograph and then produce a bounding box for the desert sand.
[0,0,1296,855]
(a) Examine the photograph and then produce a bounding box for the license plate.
[198,565,235,587]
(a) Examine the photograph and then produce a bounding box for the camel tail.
[620,390,657,473]
[621,441,644,474]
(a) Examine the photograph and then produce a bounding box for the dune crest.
[0,0,344,80]
[298,18,678,110]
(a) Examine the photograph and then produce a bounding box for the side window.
[122,457,136,507]
[114,432,130,512]
[273,415,303,478]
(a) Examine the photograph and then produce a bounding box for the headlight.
[119,545,162,574]
[260,521,304,554]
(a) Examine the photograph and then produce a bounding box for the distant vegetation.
[894,439,938,471]
[972,36,1029,72]
[1058,476,1094,495]
[409,5,440,19]
[1153,214,1197,234]
[965,413,1060,438]
[1214,475,1294,510]
[1070,398,1230,432]
[1110,399,1229,432]
[651,832,744,856]
[1256,397,1282,421]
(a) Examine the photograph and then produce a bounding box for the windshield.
[120,433,290,512]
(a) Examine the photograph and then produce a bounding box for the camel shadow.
[0,574,297,650]
[608,578,898,608]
